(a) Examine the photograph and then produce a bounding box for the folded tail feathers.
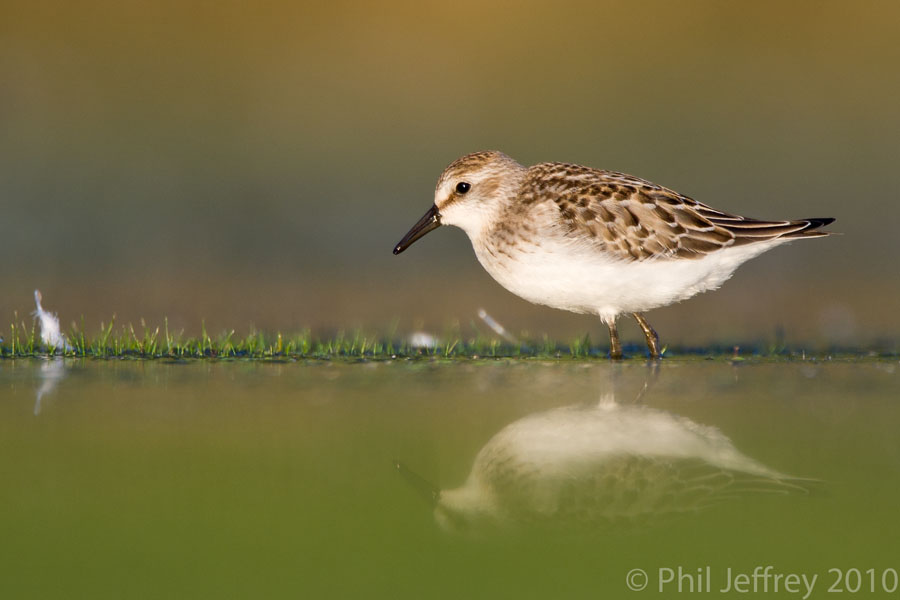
[785,217,836,238]
[719,216,836,241]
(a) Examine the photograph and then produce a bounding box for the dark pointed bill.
[393,205,441,254]
[393,460,441,506]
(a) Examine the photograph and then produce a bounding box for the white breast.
[472,235,785,321]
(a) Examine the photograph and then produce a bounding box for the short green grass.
[1,316,894,361]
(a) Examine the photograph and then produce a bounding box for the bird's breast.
[472,233,620,314]
[469,230,778,317]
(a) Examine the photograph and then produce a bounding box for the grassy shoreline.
[1,318,895,361]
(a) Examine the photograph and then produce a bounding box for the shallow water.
[1,358,898,599]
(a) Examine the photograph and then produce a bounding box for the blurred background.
[2,0,898,347]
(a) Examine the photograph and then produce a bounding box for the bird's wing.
[484,453,815,526]
[521,163,832,261]
[578,455,817,521]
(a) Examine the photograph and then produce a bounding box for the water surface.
[1,358,898,598]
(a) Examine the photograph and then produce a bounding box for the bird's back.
[507,162,834,263]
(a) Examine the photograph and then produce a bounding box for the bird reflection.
[398,392,813,534]
[34,358,66,416]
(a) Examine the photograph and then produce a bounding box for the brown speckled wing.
[521,163,833,261]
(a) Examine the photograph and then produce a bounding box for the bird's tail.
[780,217,836,239]
[717,216,836,242]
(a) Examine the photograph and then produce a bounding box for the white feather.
[33,290,70,350]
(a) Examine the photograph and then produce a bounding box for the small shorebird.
[393,151,834,358]
[397,396,812,533]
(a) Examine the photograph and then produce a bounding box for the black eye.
[455,182,471,194]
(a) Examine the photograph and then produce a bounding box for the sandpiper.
[393,151,834,358]
[397,398,811,533]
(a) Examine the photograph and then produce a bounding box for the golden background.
[2,1,898,346]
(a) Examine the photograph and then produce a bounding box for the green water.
[1,358,898,599]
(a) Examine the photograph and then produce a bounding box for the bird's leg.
[605,319,623,360]
[632,312,660,359]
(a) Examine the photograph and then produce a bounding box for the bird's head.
[393,151,525,254]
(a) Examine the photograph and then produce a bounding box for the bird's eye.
[456,182,471,194]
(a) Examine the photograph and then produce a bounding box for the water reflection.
[33,358,66,416]
[400,392,813,535]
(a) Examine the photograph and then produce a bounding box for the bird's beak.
[393,460,441,506]
[393,205,441,255]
